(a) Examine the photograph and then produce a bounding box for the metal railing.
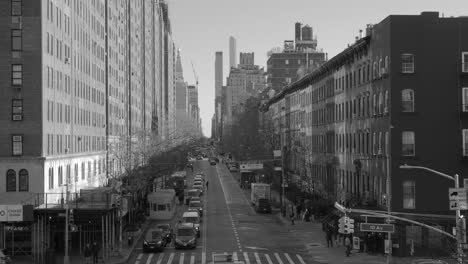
[25,191,114,209]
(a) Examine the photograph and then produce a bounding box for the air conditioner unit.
[65,57,71,64]
[12,114,22,121]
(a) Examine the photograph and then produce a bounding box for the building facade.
[267,23,326,94]
[264,12,468,256]
[0,0,179,258]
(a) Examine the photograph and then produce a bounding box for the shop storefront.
[0,205,34,256]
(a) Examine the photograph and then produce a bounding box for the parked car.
[174,223,198,249]
[193,185,204,195]
[229,165,238,172]
[410,259,448,264]
[182,211,201,237]
[156,223,173,244]
[186,189,201,205]
[189,196,201,203]
[255,198,272,213]
[143,228,166,253]
[188,200,203,216]
[209,159,217,165]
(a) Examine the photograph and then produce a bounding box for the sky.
[168,0,467,138]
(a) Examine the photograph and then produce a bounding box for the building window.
[463,88,468,112]
[384,91,389,113]
[48,168,54,190]
[401,89,415,112]
[12,64,22,86]
[463,129,468,156]
[74,163,78,182]
[11,29,22,51]
[6,169,16,192]
[285,59,289,65]
[12,99,23,121]
[58,166,63,186]
[384,56,390,74]
[403,181,416,209]
[18,169,28,192]
[12,135,23,156]
[11,0,22,16]
[401,54,414,73]
[462,52,468,73]
[402,131,415,156]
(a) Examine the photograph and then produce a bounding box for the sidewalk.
[10,219,151,264]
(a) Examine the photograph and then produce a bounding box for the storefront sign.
[0,204,33,222]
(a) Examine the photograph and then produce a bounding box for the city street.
[125,159,312,264]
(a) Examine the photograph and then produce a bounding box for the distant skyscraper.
[215,52,223,98]
[229,36,237,69]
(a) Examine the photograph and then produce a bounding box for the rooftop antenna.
[191,60,199,86]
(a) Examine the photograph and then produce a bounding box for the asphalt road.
[126,159,314,264]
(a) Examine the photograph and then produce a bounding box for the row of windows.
[305,131,415,157]
[48,159,105,190]
[288,89,416,129]
[46,134,105,156]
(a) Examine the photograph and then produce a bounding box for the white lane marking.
[233,252,238,261]
[201,252,206,264]
[284,253,294,264]
[179,252,184,264]
[167,252,175,264]
[254,252,262,264]
[137,253,143,260]
[146,253,154,264]
[190,254,195,264]
[296,254,306,264]
[156,253,164,264]
[243,252,251,264]
[215,165,242,252]
[265,254,274,264]
[274,253,284,264]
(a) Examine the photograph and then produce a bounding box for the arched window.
[19,169,29,192]
[384,56,390,73]
[373,62,378,79]
[373,94,378,115]
[379,58,383,76]
[6,169,16,192]
[402,89,415,112]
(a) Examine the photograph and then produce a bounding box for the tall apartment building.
[214,51,223,139]
[267,23,326,94]
[0,0,175,211]
[264,12,468,255]
[224,53,266,132]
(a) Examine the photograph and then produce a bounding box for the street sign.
[360,223,395,233]
[450,200,468,210]
[273,150,282,158]
[449,188,467,210]
[240,163,263,170]
[274,167,282,171]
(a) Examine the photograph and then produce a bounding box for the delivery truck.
[251,183,271,207]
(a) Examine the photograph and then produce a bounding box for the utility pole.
[64,182,70,264]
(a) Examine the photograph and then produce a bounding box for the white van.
[182,211,201,237]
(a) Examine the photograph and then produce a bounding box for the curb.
[114,219,152,264]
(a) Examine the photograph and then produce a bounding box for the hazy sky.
[169,0,467,137]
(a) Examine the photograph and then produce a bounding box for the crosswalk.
[133,251,307,264]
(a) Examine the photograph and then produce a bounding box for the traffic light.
[338,216,355,234]
[344,217,355,234]
[338,217,346,234]
[69,209,74,224]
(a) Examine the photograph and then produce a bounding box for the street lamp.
[399,164,464,264]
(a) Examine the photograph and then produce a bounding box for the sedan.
[143,229,166,253]
[188,200,203,216]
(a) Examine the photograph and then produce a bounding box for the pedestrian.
[84,243,92,264]
[296,204,302,220]
[289,211,295,225]
[91,241,100,264]
[206,180,209,188]
[326,225,333,247]
[345,235,351,257]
